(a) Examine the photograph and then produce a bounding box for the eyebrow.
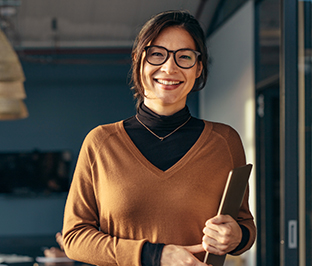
[149,44,196,51]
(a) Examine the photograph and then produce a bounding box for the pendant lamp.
[0,28,28,120]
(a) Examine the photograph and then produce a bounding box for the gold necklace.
[135,114,191,141]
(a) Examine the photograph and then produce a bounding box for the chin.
[161,98,186,108]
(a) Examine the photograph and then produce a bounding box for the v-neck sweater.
[124,105,249,265]
[63,120,256,266]
[123,104,204,171]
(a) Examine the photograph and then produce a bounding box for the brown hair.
[130,10,209,107]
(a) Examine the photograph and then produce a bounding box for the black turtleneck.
[123,104,204,266]
[123,103,249,266]
[123,103,204,171]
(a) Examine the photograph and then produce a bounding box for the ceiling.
[0,0,280,80]
[0,0,221,49]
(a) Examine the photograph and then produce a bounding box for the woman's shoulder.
[83,120,124,145]
[203,120,240,139]
[202,120,245,166]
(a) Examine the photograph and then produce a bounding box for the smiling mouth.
[155,79,183,85]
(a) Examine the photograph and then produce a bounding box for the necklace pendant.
[135,114,191,141]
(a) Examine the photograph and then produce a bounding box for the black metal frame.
[279,0,299,265]
[304,3,312,264]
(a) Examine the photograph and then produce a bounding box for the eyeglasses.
[144,45,201,69]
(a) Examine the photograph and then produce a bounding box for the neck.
[143,100,186,116]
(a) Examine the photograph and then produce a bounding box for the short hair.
[130,10,209,107]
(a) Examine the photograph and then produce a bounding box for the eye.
[176,49,195,61]
[148,47,166,57]
[151,51,165,57]
[179,54,192,60]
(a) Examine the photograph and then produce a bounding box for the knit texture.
[63,120,256,266]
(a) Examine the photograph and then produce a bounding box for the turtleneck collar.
[136,103,191,130]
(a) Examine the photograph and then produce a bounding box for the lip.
[154,78,184,89]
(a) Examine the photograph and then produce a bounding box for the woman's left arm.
[203,124,257,255]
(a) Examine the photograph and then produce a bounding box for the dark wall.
[1,55,135,157]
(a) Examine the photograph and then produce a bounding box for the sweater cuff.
[141,242,165,266]
[229,224,250,254]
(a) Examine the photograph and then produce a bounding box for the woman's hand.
[202,215,242,256]
[160,244,211,266]
[55,232,64,250]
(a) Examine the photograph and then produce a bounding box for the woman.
[62,10,256,266]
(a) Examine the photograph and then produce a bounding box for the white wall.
[200,1,256,265]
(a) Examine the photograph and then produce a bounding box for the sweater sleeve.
[62,128,147,266]
[233,184,256,255]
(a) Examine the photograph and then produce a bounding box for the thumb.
[183,244,205,254]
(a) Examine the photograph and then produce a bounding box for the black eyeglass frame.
[144,45,201,69]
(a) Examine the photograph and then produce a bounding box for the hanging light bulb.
[0,28,28,120]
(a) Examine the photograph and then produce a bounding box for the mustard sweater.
[63,120,256,266]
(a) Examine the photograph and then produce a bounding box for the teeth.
[157,79,181,85]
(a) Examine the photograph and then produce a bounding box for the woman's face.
[140,26,203,115]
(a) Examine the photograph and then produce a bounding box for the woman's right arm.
[62,131,147,266]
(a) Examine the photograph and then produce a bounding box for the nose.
[160,53,178,74]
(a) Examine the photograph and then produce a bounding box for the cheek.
[185,70,198,84]
[140,62,148,87]
[141,64,158,86]
[141,67,149,88]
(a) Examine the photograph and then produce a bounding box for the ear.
[196,61,203,79]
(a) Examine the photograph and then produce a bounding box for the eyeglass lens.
[146,46,198,69]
